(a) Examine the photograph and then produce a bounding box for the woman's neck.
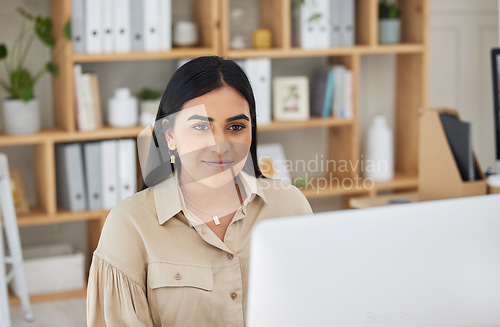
[177,169,243,215]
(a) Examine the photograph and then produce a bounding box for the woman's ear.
[162,118,176,151]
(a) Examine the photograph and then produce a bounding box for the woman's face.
[164,86,252,188]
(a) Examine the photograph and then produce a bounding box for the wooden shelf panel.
[16,207,108,227]
[258,118,353,132]
[9,288,87,306]
[226,44,424,59]
[301,173,418,199]
[0,126,145,146]
[72,47,216,63]
[0,119,355,146]
[372,172,419,192]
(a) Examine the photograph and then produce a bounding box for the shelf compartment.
[221,0,290,54]
[72,47,217,63]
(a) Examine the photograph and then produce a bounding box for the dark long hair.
[138,56,266,191]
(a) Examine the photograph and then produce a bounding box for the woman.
[87,56,313,327]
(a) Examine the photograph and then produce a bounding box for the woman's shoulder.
[256,177,312,214]
[257,176,305,198]
[94,188,158,277]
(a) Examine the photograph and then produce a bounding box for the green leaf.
[16,7,34,21]
[307,13,322,23]
[64,19,72,41]
[35,16,55,47]
[46,61,58,77]
[0,44,7,60]
[20,87,34,102]
[10,68,34,98]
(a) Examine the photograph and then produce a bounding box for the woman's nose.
[208,128,230,154]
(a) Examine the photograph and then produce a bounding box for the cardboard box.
[9,243,85,296]
[418,108,486,201]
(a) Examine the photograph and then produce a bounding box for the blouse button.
[227,253,234,260]
[174,272,182,280]
[230,292,238,300]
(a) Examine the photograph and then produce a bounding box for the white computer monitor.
[246,195,500,327]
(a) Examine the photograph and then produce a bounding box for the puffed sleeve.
[87,253,155,327]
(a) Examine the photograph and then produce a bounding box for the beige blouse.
[87,170,313,327]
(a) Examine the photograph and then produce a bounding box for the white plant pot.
[379,19,401,44]
[139,99,160,126]
[2,98,41,135]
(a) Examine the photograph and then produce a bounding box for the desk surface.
[349,192,419,209]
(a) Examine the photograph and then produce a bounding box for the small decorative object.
[107,88,138,127]
[138,87,162,126]
[173,21,198,47]
[273,76,310,121]
[252,29,272,49]
[378,0,401,44]
[231,35,247,49]
[229,0,253,49]
[293,174,309,189]
[363,115,394,182]
[487,175,500,194]
[0,7,70,135]
[257,143,291,183]
[10,170,30,215]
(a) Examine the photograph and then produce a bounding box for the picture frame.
[256,143,291,183]
[273,76,310,121]
[10,170,30,215]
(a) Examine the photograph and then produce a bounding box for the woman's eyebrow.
[226,114,250,122]
[187,114,213,122]
[186,114,250,122]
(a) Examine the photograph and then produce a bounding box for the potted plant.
[378,0,401,44]
[0,8,70,135]
[138,87,162,126]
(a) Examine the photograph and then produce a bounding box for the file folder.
[83,141,103,210]
[56,143,87,212]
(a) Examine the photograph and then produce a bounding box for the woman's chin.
[198,169,236,188]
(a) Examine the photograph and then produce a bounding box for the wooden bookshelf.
[3,0,428,303]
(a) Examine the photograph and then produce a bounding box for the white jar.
[363,115,394,182]
[107,88,138,127]
[173,21,198,47]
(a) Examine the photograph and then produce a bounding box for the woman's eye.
[193,124,211,131]
[228,124,246,132]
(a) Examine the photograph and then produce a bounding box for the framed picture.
[10,170,30,215]
[256,143,291,183]
[273,76,310,121]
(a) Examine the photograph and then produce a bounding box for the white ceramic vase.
[2,98,41,135]
[364,115,394,182]
[173,21,198,47]
[107,88,138,127]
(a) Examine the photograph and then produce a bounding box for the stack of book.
[71,0,172,54]
[311,65,353,119]
[292,0,355,49]
[55,139,137,212]
[73,64,103,131]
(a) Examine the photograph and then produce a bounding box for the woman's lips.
[202,160,233,169]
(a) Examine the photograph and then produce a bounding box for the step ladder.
[0,153,33,327]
